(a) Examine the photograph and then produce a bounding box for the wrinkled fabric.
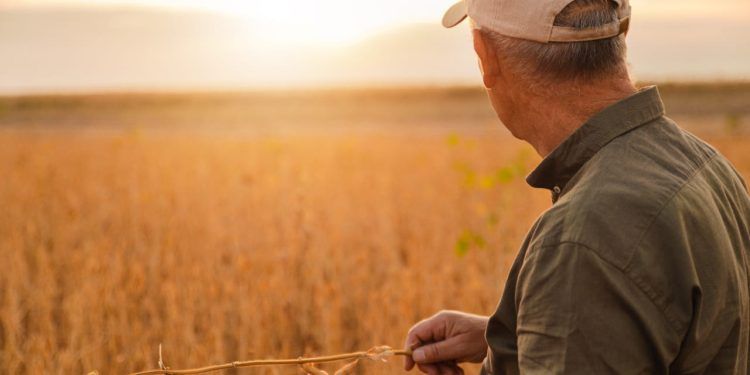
[481,86,750,374]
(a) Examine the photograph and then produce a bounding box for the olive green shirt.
[481,86,750,374]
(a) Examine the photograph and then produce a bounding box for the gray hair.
[479,0,628,82]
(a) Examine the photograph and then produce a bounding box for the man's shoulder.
[528,116,721,269]
[591,115,719,193]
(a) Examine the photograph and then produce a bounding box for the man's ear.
[472,29,499,89]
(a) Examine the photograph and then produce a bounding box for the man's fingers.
[406,312,449,346]
[404,313,448,371]
[416,362,463,375]
[404,354,415,371]
[416,363,439,375]
[403,336,423,370]
[438,363,464,375]
[411,335,466,364]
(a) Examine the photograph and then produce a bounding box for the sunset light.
[10,0,746,47]
[7,0,459,46]
[1,0,749,93]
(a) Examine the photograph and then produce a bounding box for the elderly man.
[403,0,750,374]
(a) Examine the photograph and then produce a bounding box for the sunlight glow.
[7,0,748,46]
[199,0,472,47]
[2,0,748,93]
[7,0,458,46]
[234,1,396,46]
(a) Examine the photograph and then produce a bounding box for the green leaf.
[455,230,486,257]
[495,167,515,184]
[455,238,471,257]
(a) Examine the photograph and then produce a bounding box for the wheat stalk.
[129,345,413,375]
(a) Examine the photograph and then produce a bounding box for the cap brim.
[442,0,468,28]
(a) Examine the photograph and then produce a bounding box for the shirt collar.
[526,86,666,194]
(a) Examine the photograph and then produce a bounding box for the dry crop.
[0,85,748,374]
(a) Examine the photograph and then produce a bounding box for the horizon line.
[3,79,750,99]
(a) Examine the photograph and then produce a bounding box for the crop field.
[0,84,749,374]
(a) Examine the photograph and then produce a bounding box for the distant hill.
[1,83,747,136]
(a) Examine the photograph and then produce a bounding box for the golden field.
[0,84,748,374]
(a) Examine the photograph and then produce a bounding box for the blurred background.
[1,0,750,92]
[0,1,749,374]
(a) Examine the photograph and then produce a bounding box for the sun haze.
[4,0,461,46]
[1,0,749,93]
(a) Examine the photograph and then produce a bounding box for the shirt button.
[551,186,562,203]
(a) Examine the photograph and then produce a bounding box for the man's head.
[443,0,636,147]
[474,0,629,83]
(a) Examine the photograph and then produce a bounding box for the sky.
[3,0,462,45]
[1,0,749,94]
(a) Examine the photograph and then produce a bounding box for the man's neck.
[517,79,637,156]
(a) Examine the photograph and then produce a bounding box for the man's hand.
[403,310,489,374]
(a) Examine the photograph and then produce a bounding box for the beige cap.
[442,0,631,43]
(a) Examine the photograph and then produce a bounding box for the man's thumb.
[411,338,460,364]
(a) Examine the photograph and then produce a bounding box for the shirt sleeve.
[514,242,678,374]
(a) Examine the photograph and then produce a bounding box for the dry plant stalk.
[130,345,412,375]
